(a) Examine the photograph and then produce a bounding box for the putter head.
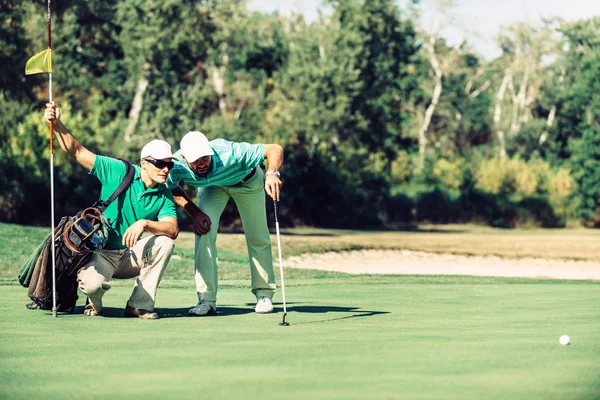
[279,312,290,326]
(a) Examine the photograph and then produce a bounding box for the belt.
[236,168,256,185]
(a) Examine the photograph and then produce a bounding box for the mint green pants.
[194,168,276,302]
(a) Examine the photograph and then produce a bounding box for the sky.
[247,0,600,59]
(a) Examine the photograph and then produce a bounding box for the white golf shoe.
[189,300,217,316]
[255,296,274,313]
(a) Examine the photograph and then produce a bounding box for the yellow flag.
[25,49,52,75]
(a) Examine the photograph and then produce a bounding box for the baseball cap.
[180,131,214,162]
[140,139,177,160]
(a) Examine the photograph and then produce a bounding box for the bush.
[473,157,511,195]
[390,150,411,185]
[469,156,575,227]
[388,190,416,222]
[547,168,578,225]
[416,187,461,223]
[457,188,516,227]
[517,196,559,228]
[474,157,538,196]
[386,156,578,228]
[432,158,465,190]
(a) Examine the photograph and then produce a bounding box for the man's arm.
[44,101,96,171]
[171,186,202,218]
[122,217,178,248]
[144,217,178,239]
[264,144,283,172]
[171,186,211,235]
[263,144,284,201]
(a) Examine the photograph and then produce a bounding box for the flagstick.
[47,0,57,318]
[49,79,56,318]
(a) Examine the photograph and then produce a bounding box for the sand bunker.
[285,250,600,280]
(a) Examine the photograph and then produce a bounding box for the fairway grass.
[1,283,599,400]
[6,222,600,281]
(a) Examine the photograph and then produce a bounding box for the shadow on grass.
[89,306,254,319]
[239,302,391,325]
[88,304,299,318]
[284,305,390,325]
[69,303,390,322]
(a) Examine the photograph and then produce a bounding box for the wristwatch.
[266,170,281,178]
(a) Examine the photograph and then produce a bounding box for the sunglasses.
[144,158,175,170]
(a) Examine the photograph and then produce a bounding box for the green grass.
[5,222,600,283]
[2,222,600,399]
[1,283,599,399]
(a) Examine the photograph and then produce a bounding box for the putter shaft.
[274,201,290,326]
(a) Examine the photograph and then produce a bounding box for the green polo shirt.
[90,155,177,250]
[166,138,264,189]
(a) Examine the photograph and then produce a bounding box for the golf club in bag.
[274,200,290,326]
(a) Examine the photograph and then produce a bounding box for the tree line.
[1,0,600,229]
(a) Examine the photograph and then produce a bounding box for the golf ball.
[559,335,570,345]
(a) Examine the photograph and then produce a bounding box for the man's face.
[141,158,174,184]
[185,155,212,177]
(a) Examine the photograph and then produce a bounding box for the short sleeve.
[157,190,178,220]
[89,155,127,186]
[232,142,264,169]
[165,150,187,190]
[165,163,185,190]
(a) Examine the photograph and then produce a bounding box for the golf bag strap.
[94,159,135,212]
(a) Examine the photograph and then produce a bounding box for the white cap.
[180,131,214,162]
[140,139,177,160]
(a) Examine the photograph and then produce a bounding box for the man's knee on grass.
[77,266,111,296]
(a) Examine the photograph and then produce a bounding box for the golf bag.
[18,160,135,312]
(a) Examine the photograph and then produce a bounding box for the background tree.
[552,17,600,224]
[1,0,594,229]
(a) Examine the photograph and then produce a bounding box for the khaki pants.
[77,235,174,312]
[195,167,276,302]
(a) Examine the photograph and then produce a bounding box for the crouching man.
[45,101,178,319]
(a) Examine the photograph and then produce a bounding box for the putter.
[274,201,290,326]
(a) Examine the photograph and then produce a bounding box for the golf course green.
[1,280,599,399]
[1,224,599,399]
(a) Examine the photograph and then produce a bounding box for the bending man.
[45,102,178,319]
[167,131,283,316]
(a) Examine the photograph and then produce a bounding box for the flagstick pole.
[48,0,57,318]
